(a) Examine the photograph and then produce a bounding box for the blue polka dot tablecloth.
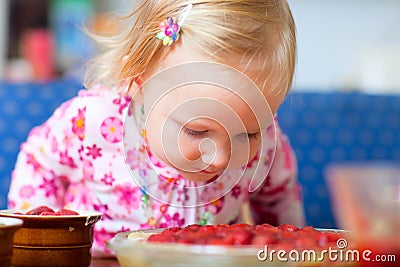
[278,91,400,228]
[0,80,82,209]
[1,82,399,229]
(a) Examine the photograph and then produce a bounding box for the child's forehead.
[148,43,269,82]
[143,62,274,130]
[143,44,284,112]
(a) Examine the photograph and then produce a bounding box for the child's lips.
[199,168,221,175]
[200,170,215,174]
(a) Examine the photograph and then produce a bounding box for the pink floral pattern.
[19,185,35,199]
[71,108,86,141]
[101,173,115,186]
[100,117,123,143]
[159,212,185,228]
[86,144,102,159]
[8,87,305,258]
[114,183,141,210]
[82,160,94,180]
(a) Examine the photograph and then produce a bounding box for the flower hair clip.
[156,4,192,46]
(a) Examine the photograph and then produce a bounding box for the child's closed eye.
[241,132,260,141]
[248,132,260,140]
[182,127,208,138]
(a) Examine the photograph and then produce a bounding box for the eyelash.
[183,127,260,141]
[247,132,260,140]
[183,127,208,138]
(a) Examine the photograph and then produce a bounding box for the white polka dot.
[0,87,5,98]
[1,176,10,188]
[386,114,399,129]
[325,113,340,128]
[280,117,295,128]
[392,149,400,159]
[314,184,328,200]
[301,165,318,181]
[329,148,347,160]
[353,97,369,111]
[371,148,388,158]
[309,96,325,110]
[374,97,387,111]
[378,131,395,146]
[293,149,305,161]
[366,113,380,128]
[0,155,5,169]
[0,118,5,133]
[15,86,31,99]
[305,114,320,127]
[301,186,309,196]
[319,221,336,229]
[359,131,375,146]
[26,101,44,116]
[40,87,56,99]
[2,137,19,153]
[316,130,334,146]
[338,130,354,144]
[345,114,361,127]
[294,129,312,145]
[14,119,31,136]
[307,203,321,218]
[1,100,19,115]
[350,147,368,159]
[309,148,327,164]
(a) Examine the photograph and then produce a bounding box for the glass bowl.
[107,227,355,267]
[326,162,400,266]
[107,228,295,267]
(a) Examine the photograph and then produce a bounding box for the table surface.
[90,258,121,267]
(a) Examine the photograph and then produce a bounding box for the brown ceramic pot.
[0,217,23,267]
[0,210,102,267]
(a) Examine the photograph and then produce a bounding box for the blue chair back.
[0,80,82,209]
[278,91,400,228]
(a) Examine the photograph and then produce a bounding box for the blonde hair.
[83,0,296,97]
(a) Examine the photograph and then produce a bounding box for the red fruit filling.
[147,223,348,250]
[23,206,79,216]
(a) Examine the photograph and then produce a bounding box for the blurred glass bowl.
[0,209,102,267]
[107,228,357,267]
[325,162,400,266]
[326,163,400,236]
[107,229,296,267]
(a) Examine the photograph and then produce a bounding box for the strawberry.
[278,223,299,232]
[26,205,55,215]
[55,209,79,215]
[39,211,57,216]
[252,232,279,245]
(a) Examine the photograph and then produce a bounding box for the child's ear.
[130,78,144,104]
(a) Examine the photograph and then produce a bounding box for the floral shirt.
[8,86,305,257]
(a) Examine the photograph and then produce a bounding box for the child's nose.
[200,138,231,170]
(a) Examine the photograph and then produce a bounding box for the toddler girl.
[8,0,305,257]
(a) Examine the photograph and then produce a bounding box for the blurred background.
[0,0,129,82]
[0,0,399,93]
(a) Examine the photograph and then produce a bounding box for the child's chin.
[178,170,220,183]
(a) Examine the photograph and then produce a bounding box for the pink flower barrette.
[156,4,193,46]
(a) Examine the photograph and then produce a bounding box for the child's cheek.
[177,138,201,161]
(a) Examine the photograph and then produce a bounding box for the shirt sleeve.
[248,119,306,227]
[7,91,86,211]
